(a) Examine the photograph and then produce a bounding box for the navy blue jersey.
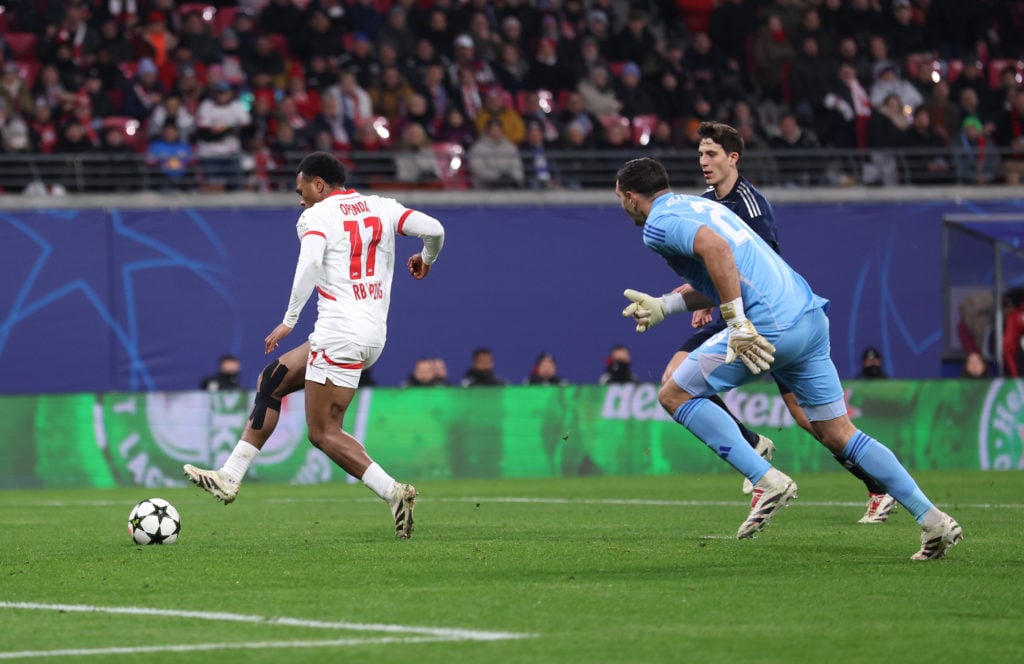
[701,175,779,252]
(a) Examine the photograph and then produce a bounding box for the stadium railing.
[0,146,1016,197]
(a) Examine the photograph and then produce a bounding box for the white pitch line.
[0,602,533,642]
[0,636,454,660]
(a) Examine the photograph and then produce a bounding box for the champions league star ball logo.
[978,379,1024,470]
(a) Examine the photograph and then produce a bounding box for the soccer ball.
[128,498,181,545]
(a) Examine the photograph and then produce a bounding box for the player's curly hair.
[297,151,347,187]
[616,158,670,198]
[697,122,744,156]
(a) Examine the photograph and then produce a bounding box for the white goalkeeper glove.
[622,288,686,333]
[720,298,776,374]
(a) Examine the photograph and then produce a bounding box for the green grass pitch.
[1,471,1022,663]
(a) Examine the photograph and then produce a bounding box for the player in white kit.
[185,152,445,539]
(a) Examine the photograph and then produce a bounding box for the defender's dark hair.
[615,157,670,198]
[296,151,347,186]
[697,121,744,156]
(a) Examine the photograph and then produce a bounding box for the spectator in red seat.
[369,65,415,125]
[1,63,35,116]
[558,92,599,148]
[325,69,373,138]
[160,45,208,95]
[418,9,456,60]
[245,35,287,89]
[195,81,250,191]
[525,37,575,94]
[28,101,59,154]
[34,64,76,113]
[474,88,525,145]
[577,65,622,119]
[96,18,134,66]
[311,94,351,150]
[0,99,31,154]
[417,62,455,130]
[492,42,530,96]
[270,96,312,148]
[286,76,321,122]
[148,93,195,144]
[293,8,346,64]
[449,33,497,88]
[750,13,796,104]
[338,33,376,89]
[122,57,165,122]
[377,6,416,62]
[612,8,658,73]
[519,89,562,146]
[614,62,656,120]
[303,54,335,94]
[56,118,96,154]
[178,10,220,64]
[259,0,307,46]
[436,106,476,149]
[139,11,176,68]
[468,118,524,189]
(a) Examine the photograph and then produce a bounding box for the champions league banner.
[0,382,1019,489]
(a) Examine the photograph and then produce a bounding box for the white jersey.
[283,188,444,347]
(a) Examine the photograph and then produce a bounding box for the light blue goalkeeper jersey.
[641,192,827,333]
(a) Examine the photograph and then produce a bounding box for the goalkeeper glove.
[622,289,686,333]
[720,298,776,374]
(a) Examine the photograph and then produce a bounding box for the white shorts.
[306,336,383,389]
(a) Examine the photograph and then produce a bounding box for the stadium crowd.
[0,0,1023,192]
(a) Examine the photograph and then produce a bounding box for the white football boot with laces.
[183,464,240,504]
[858,492,898,524]
[737,469,797,539]
[389,483,417,539]
[911,512,963,560]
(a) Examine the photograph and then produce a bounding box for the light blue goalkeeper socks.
[842,430,934,522]
[674,398,771,485]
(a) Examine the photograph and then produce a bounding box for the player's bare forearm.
[407,254,432,280]
[264,323,293,354]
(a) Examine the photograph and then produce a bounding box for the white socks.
[361,462,397,501]
[220,441,260,483]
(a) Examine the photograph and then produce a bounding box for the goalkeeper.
[613,157,962,561]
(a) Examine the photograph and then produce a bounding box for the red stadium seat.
[267,33,289,57]
[945,59,964,83]
[433,142,469,190]
[516,89,555,115]
[213,6,241,36]
[355,115,394,148]
[4,32,38,62]
[631,114,659,146]
[7,61,40,90]
[987,58,1023,89]
[177,3,217,22]
[597,115,630,131]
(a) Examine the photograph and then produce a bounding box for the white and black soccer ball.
[128,498,181,545]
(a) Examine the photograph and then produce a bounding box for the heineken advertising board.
[0,381,1018,489]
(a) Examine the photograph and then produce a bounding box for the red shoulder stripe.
[397,209,414,235]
